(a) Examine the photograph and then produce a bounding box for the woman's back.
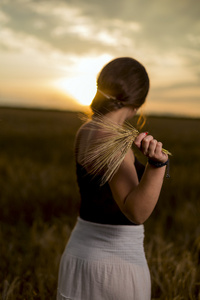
[75,122,145,225]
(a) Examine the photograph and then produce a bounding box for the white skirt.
[57,217,151,300]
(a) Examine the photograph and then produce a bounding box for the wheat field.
[0,107,199,300]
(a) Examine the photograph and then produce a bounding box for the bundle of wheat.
[81,113,172,185]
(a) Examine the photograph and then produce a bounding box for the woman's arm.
[109,132,168,224]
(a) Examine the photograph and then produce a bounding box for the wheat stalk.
[81,113,172,185]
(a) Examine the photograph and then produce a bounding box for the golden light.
[54,54,113,106]
[55,75,96,106]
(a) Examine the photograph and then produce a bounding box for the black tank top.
[76,157,145,225]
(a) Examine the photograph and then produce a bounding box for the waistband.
[77,217,144,240]
[65,217,146,265]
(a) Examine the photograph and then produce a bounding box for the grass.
[0,107,200,300]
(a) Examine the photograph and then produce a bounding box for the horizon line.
[0,104,200,120]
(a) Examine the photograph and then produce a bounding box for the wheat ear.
[81,113,172,185]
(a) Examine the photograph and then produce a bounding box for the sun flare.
[55,76,96,106]
[54,55,113,106]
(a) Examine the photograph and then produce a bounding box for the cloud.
[0,0,199,64]
[0,27,51,53]
[32,19,46,30]
[0,0,199,115]
[1,0,200,60]
[0,9,9,23]
[0,0,142,55]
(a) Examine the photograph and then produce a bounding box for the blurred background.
[0,0,200,117]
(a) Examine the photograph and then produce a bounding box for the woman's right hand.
[134,132,168,163]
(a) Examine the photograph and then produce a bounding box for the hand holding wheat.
[81,113,172,185]
[134,132,169,163]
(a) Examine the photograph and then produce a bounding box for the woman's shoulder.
[75,119,106,142]
[75,121,91,142]
[75,121,101,164]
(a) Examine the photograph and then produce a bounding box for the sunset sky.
[0,0,200,117]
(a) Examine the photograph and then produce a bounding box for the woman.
[57,57,169,300]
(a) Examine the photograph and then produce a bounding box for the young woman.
[57,57,168,300]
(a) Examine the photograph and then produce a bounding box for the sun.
[54,54,113,106]
[55,75,97,106]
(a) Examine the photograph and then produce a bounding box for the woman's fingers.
[154,142,163,156]
[134,133,154,155]
[148,139,157,157]
[134,132,148,148]
[141,135,154,155]
[134,133,168,163]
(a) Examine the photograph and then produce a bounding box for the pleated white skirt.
[57,217,151,300]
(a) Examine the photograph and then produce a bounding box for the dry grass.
[0,107,200,300]
[1,218,73,300]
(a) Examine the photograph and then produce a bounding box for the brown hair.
[90,57,150,115]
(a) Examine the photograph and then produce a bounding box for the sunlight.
[55,75,96,106]
[54,54,113,106]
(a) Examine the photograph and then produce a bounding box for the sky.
[0,0,200,117]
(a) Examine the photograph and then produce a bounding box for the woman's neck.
[104,107,136,125]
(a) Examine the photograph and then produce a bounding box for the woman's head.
[90,57,150,115]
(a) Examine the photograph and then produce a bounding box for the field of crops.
[0,107,199,299]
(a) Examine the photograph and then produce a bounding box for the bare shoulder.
[75,121,90,138]
[75,121,92,145]
[75,120,102,164]
[75,119,106,143]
